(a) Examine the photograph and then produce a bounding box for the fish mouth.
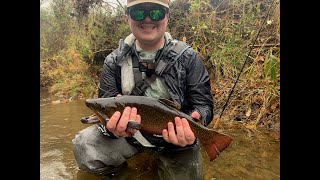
[89,108,109,125]
[85,98,112,125]
[80,115,100,124]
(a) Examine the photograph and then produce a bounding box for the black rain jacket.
[97,33,214,148]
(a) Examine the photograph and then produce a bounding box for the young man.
[72,0,214,179]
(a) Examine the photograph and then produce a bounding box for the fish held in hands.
[84,95,233,161]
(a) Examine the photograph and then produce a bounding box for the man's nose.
[143,15,152,22]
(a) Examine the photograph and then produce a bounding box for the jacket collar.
[123,32,173,46]
[117,32,173,65]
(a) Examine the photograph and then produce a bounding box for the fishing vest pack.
[130,40,191,96]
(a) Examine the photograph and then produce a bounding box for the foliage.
[40,0,129,97]
[41,47,98,98]
[168,0,280,130]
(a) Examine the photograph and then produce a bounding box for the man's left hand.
[162,111,200,147]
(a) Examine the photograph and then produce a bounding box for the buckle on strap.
[131,80,150,95]
[155,59,169,75]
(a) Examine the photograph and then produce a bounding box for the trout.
[85,95,233,161]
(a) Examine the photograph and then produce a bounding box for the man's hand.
[106,106,141,137]
[162,111,200,147]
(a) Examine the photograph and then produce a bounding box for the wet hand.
[106,106,141,138]
[162,111,200,147]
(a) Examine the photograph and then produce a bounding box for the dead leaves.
[182,36,187,43]
[213,116,221,129]
[256,55,265,62]
[245,122,256,130]
[245,108,252,117]
[271,101,279,111]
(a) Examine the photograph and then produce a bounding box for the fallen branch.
[249,43,280,48]
[93,48,114,54]
[213,116,221,129]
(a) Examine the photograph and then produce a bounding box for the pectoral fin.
[158,98,181,110]
[132,131,156,147]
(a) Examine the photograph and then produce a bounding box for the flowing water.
[40,88,280,180]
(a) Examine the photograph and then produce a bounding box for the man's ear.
[124,5,129,21]
[167,10,171,22]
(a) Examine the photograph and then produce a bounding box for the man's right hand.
[105,106,141,137]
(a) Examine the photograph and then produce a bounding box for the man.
[72,0,214,179]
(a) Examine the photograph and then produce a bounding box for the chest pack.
[130,40,191,96]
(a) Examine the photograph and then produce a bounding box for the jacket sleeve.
[98,50,121,98]
[184,51,214,126]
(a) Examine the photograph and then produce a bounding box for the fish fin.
[80,114,100,124]
[158,98,181,110]
[132,131,156,147]
[199,130,233,161]
[191,117,203,125]
[127,120,141,130]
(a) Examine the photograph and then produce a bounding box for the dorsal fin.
[158,98,181,110]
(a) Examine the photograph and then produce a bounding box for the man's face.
[127,3,169,47]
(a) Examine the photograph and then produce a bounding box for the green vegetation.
[40,0,280,131]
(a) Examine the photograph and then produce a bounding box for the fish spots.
[85,96,233,160]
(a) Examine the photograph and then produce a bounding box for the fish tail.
[198,129,233,161]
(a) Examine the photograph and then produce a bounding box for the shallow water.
[40,89,280,180]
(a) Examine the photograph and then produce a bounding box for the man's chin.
[137,37,158,45]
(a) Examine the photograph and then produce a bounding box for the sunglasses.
[128,7,168,21]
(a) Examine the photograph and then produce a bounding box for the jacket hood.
[117,32,173,65]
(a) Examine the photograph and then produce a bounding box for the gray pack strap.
[154,59,168,75]
[130,74,157,96]
[171,41,191,57]
[132,55,142,83]
[130,40,191,96]
[131,52,157,96]
[155,44,191,75]
[173,45,191,61]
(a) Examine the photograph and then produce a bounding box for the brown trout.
[85,95,233,161]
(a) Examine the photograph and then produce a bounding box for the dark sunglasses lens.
[129,8,166,21]
[130,9,145,21]
[150,9,166,21]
